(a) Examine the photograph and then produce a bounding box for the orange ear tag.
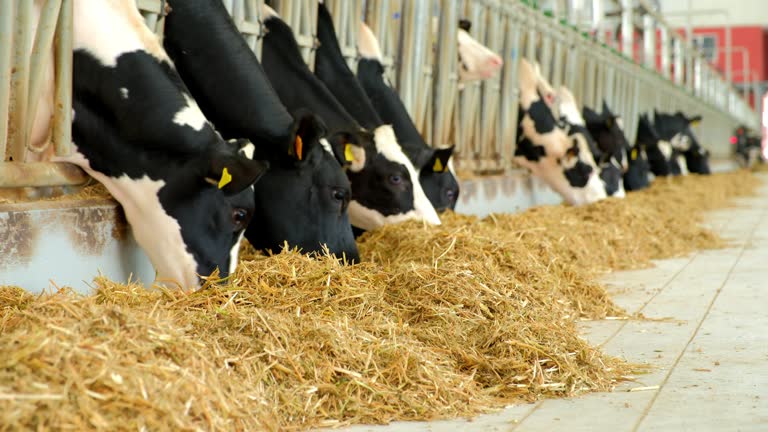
[295,136,303,161]
[344,144,355,162]
[218,167,232,189]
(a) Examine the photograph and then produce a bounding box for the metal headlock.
[0,0,760,190]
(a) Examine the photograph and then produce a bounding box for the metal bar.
[620,0,632,59]
[25,0,62,155]
[0,161,88,188]
[0,1,14,160]
[643,14,655,70]
[8,0,33,162]
[52,0,73,157]
[431,0,458,148]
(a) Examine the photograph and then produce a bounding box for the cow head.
[356,22,460,213]
[583,101,629,160]
[68,97,269,291]
[244,111,360,263]
[654,110,710,175]
[455,19,503,83]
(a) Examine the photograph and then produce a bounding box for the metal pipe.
[9,0,33,162]
[25,0,62,155]
[620,0,632,59]
[642,14,655,69]
[0,1,14,160]
[52,0,73,157]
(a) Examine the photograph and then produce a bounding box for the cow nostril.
[489,56,503,67]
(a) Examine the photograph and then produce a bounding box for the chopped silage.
[0,170,760,431]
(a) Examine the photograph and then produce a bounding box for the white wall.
[659,0,768,27]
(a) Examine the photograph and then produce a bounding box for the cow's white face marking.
[348,125,441,230]
[357,22,383,61]
[173,93,208,131]
[319,138,334,156]
[228,231,245,277]
[120,87,129,99]
[457,29,503,83]
[658,140,673,160]
[615,117,624,131]
[240,142,255,159]
[670,133,691,151]
[516,156,603,206]
[53,145,200,291]
[677,154,689,175]
[73,0,171,66]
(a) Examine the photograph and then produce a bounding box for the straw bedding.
[0,170,760,431]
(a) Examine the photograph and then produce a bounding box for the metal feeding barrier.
[0,0,760,192]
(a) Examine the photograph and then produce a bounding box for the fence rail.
[0,0,760,191]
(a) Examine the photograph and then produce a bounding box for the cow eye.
[389,174,403,185]
[445,189,456,201]
[331,187,347,202]
[231,208,249,230]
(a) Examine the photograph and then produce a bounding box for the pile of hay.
[0,170,760,431]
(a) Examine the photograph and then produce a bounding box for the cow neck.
[357,59,430,166]
[163,0,294,150]
[73,50,220,165]
[314,4,383,130]
[260,16,361,137]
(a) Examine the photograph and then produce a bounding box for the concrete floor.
[329,176,768,432]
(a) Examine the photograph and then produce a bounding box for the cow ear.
[288,110,326,163]
[424,146,454,173]
[458,18,472,32]
[602,100,611,115]
[327,131,366,171]
[207,152,269,196]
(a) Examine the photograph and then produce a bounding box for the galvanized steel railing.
[1,0,760,191]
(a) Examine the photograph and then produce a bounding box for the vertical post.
[53,0,73,157]
[0,1,14,159]
[620,0,633,59]
[660,26,670,78]
[25,0,62,154]
[431,0,458,148]
[724,17,732,86]
[9,0,33,162]
[673,38,683,85]
[643,14,655,69]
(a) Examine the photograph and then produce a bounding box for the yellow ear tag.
[218,167,232,189]
[433,158,444,173]
[631,148,638,160]
[344,143,354,162]
[691,120,700,126]
[295,136,303,161]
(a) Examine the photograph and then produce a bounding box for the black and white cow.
[582,101,629,197]
[356,21,459,212]
[515,59,606,206]
[163,0,360,263]
[554,86,608,203]
[312,3,441,231]
[653,110,711,175]
[627,113,668,187]
[54,0,269,290]
[258,6,435,239]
